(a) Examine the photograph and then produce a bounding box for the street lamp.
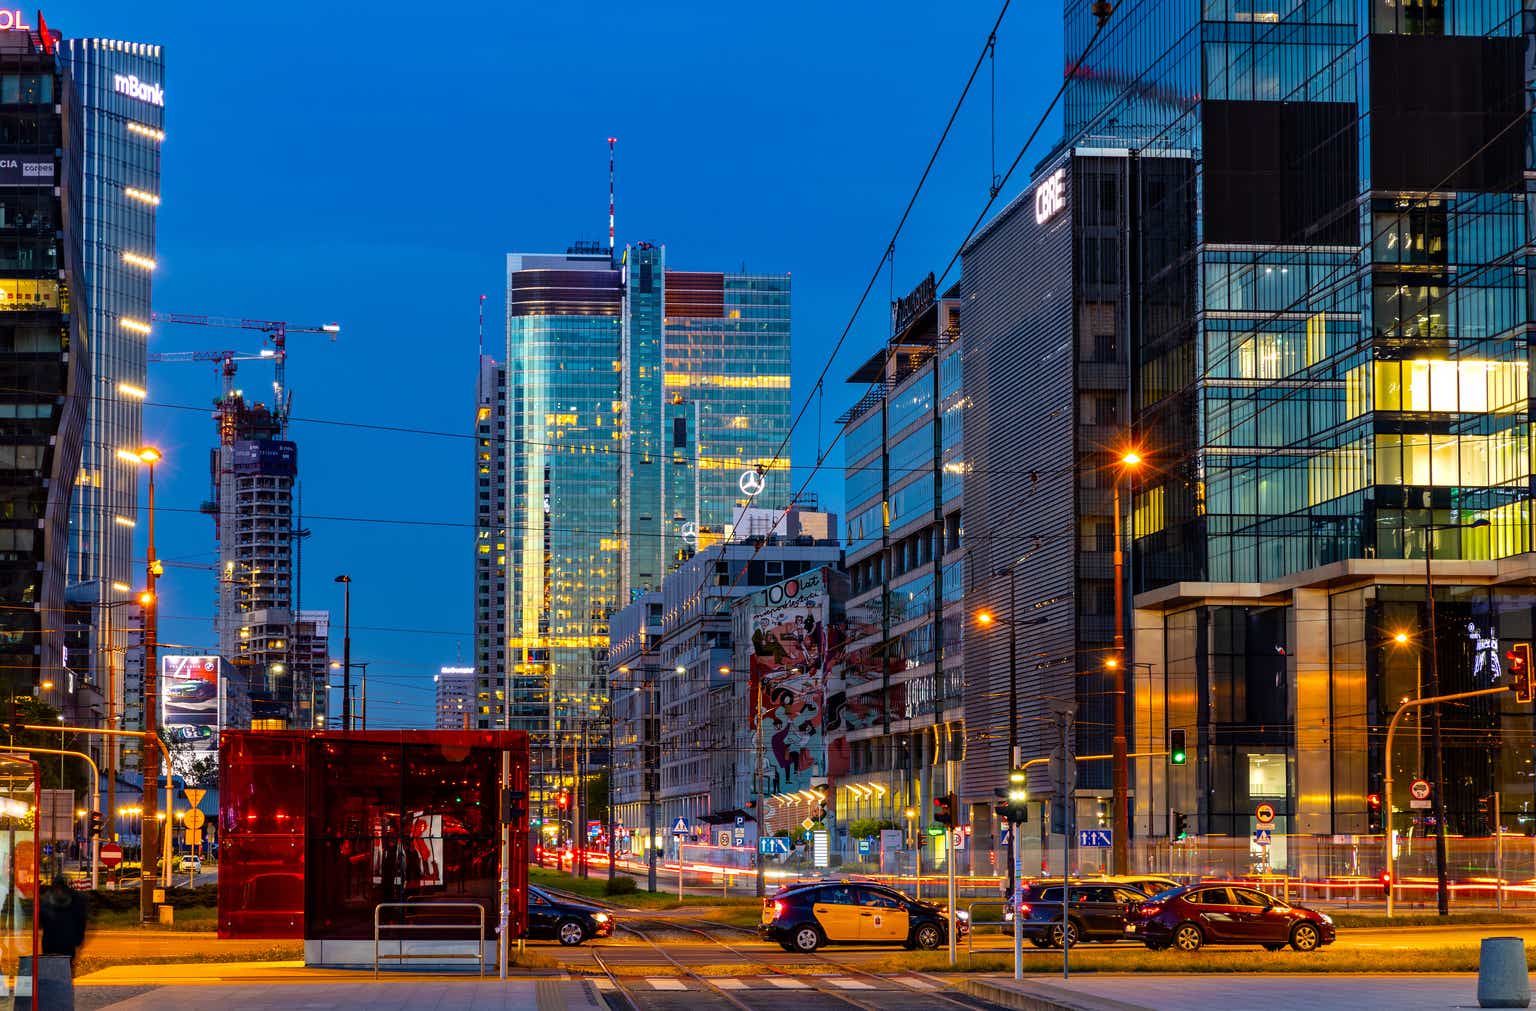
[119,444,162,924]
[975,602,1047,896]
[1414,515,1488,917]
[1109,447,1143,875]
[334,576,352,730]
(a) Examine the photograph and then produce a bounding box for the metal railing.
[965,900,1016,954]
[373,902,486,978]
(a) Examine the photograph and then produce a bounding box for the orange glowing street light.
[1120,450,1143,467]
[975,611,995,627]
[1393,631,1410,644]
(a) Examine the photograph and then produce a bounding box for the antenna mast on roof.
[478,293,486,359]
[608,136,617,256]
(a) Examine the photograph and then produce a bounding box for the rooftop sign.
[113,73,164,107]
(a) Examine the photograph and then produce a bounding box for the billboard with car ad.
[161,655,221,753]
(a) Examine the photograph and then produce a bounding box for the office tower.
[963,0,1536,877]
[59,38,164,718]
[0,18,88,717]
[473,354,508,729]
[434,665,475,729]
[505,244,623,801]
[621,244,792,597]
[836,275,965,845]
[214,397,312,726]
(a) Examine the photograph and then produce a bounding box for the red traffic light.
[557,792,569,809]
[1378,870,1392,897]
[1367,793,1381,809]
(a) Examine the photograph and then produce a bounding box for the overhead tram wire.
[679,3,1127,611]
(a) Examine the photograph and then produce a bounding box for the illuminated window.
[1133,485,1166,538]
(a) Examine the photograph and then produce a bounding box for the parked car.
[526,885,613,946]
[759,880,966,953]
[1005,876,1176,925]
[1014,882,1150,947]
[178,855,202,874]
[1129,883,1335,952]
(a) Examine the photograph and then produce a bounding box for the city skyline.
[45,0,1058,726]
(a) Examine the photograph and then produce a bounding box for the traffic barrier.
[964,900,1015,954]
[1478,936,1530,1008]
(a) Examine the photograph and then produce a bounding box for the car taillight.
[1140,904,1161,916]
[773,900,785,918]
[1017,903,1031,915]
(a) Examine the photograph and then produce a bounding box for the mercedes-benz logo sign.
[680,521,698,544]
[739,469,766,497]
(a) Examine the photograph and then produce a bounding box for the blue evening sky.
[52,1,1063,725]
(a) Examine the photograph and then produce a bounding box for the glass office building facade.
[1009,0,1536,871]
[59,38,163,705]
[621,244,792,599]
[0,23,89,715]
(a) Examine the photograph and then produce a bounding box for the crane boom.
[147,350,273,364]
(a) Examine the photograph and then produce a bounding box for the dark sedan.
[526,885,614,946]
[1016,882,1149,947]
[1130,883,1335,952]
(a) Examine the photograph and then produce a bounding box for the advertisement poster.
[746,570,838,794]
[161,655,221,753]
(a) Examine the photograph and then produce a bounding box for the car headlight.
[1318,913,1332,925]
[954,910,970,921]
[592,912,610,923]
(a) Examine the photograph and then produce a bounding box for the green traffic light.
[1170,749,1186,765]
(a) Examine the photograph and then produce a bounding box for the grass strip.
[859,945,1498,974]
[1329,911,1536,928]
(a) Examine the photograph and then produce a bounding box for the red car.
[1130,883,1335,952]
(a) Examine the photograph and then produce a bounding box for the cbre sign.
[1035,167,1067,225]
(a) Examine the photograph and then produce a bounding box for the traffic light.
[933,791,956,827]
[88,812,103,838]
[1005,768,1029,824]
[1379,870,1392,898]
[1168,728,1187,765]
[556,791,569,810]
[1172,810,1189,840]
[1510,642,1533,703]
[1367,792,1383,833]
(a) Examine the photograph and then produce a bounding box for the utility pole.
[646,675,659,893]
[335,575,352,730]
[138,450,161,926]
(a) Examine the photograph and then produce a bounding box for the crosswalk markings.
[767,977,810,988]
[646,978,687,990]
[713,979,746,989]
[592,979,616,991]
[827,978,874,989]
[898,976,939,990]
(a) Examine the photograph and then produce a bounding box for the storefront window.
[1247,753,1286,797]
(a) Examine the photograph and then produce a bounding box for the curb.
[962,979,1152,1011]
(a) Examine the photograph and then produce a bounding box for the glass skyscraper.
[60,37,164,712]
[962,0,1536,875]
[621,244,792,598]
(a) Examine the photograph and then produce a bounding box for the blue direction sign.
[1077,829,1113,848]
[1254,828,1273,845]
[759,836,792,856]
[670,816,690,836]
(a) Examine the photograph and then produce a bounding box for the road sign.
[801,817,815,831]
[1077,828,1113,848]
[952,828,967,851]
[1410,779,1431,800]
[734,815,744,828]
[184,827,203,847]
[99,842,123,868]
[717,830,732,847]
[184,787,206,809]
[926,824,945,836]
[670,816,690,836]
[1254,828,1273,845]
[184,808,207,830]
[1255,803,1276,825]
[759,836,792,856]
[812,830,829,868]
[999,824,1010,845]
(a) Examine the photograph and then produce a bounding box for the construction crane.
[148,313,341,428]
[146,348,276,403]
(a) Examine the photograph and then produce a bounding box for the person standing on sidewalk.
[38,875,87,967]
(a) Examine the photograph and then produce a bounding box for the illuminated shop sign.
[113,73,164,107]
[0,10,31,30]
[1035,167,1066,225]
[0,156,52,186]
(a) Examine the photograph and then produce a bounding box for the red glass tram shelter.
[218,730,529,968]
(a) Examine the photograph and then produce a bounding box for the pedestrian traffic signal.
[1509,642,1533,703]
[88,812,103,838]
[1172,810,1189,840]
[1168,728,1187,765]
[1379,870,1392,898]
[933,791,956,827]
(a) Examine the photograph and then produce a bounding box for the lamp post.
[1415,515,1489,917]
[118,445,162,924]
[976,605,1047,896]
[1110,449,1143,875]
[334,575,351,730]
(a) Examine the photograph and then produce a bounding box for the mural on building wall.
[747,569,839,793]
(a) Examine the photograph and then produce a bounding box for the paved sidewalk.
[966,974,1489,1010]
[93,979,603,1010]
